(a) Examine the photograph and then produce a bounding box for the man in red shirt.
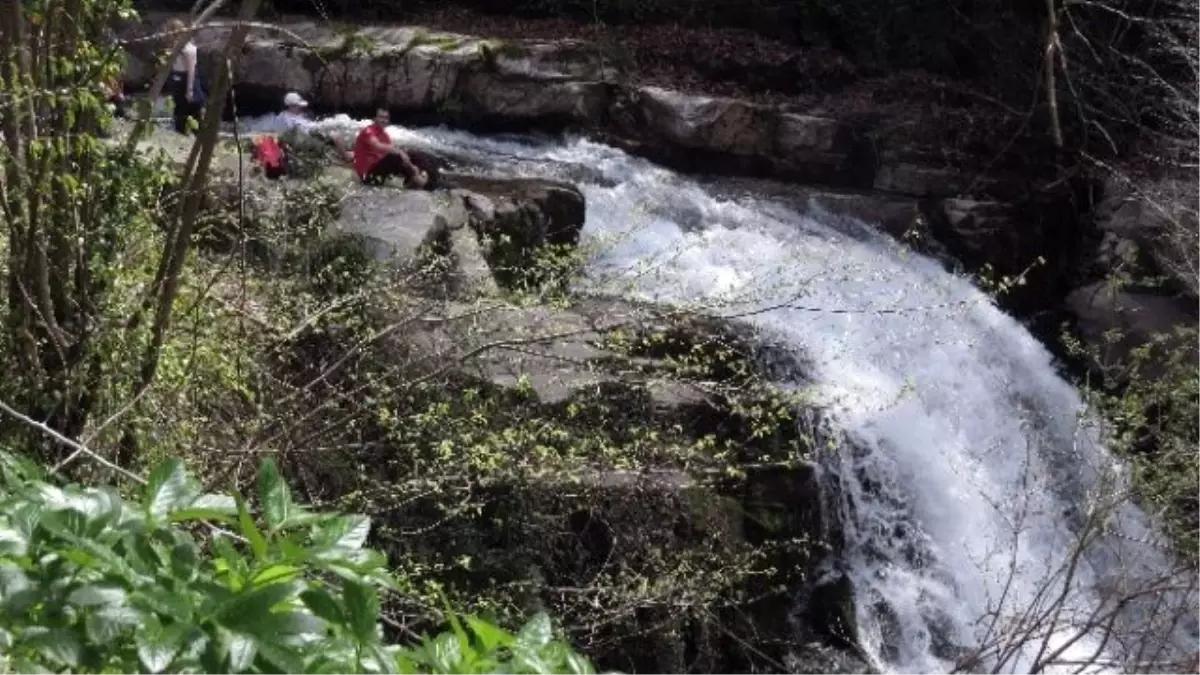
[353,105,436,189]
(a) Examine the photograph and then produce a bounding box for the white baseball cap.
[283,92,308,108]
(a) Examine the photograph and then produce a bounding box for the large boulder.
[442,173,585,289]
[1065,282,1197,381]
[934,199,1027,267]
[1091,173,1199,299]
[324,176,585,295]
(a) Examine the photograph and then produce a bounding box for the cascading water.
[245,113,1199,673]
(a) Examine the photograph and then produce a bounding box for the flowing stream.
[243,114,1198,673]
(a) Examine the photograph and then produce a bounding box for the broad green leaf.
[565,650,596,675]
[9,658,51,675]
[315,514,371,551]
[431,631,464,672]
[28,628,83,668]
[216,580,299,630]
[136,622,189,673]
[342,580,380,644]
[250,563,300,586]
[170,493,237,523]
[541,642,570,669]
[131,586,196,623]
[0,564,32,607]
[257,610,327,638]
[228,631,258,672]
[257,458,291,532]
[301,588,345,625]
[67,584,126,607]
[170,541,199,582]
[512,645,552,675]
[466,615,514,652]
[369,643,400,674]
[516,612,554,650]
[11,503,42,539]
[84,606,141,645]
[256,638,306,673]
[0,527,28,557]
[146,459,194,520]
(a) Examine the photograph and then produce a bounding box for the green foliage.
[0,453,598,674]
[1064,323,1199,558]
[0,0,171,449]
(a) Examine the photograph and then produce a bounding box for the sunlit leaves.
[0,453,599,674]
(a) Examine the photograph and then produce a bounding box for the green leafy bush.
[0,453,598,674]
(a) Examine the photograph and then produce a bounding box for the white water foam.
[247,115,1199,673]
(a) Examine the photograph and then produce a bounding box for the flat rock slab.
[331,185,469,264]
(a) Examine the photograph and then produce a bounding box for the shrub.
[0,452,598,674]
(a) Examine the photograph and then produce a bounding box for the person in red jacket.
[353,105,435,189]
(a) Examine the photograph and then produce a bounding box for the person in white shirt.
[276,91,352,164]
[278,92,317,133]
[163,18,205,135]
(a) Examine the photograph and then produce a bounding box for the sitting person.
[352,104,439,189]
[278,91,317,133]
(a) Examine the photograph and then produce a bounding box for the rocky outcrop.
[273,288,846,673]
[1065,282,1197,381]
[1061,173,1198,381]
[186,142,586,295]
[1089,173,1199,298]
[121,12,966,196]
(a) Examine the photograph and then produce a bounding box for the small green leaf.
[234,492,267,560]
[257,458,291,532]
[212,535,247,589]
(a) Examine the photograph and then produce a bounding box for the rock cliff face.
[122,9,1196,367]
[118,13,1069,309]
[122,12,947,195]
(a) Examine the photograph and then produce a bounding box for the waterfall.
[244,114,1199,673]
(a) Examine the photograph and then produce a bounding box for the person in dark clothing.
[352,105,440,189]
[107,77,127,119]
[163,18,206,134]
